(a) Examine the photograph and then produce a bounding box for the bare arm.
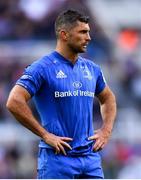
[88,86,117,151]
[6,85,72,155]
[97,85,116,133]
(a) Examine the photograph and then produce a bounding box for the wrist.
[101,125,113,135]
[41,130,50,140]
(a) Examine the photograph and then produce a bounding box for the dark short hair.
[55,9,89,38]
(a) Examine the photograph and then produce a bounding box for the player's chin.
[79,47,87,53]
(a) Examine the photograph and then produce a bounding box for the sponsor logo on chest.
[54,80,94,98]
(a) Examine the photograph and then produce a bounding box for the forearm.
[7,98,47,139]
[100,94,116,133]
[89,87,116,150]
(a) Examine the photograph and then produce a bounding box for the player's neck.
[55,44,78,64]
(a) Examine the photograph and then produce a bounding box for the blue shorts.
[37,148,104,179]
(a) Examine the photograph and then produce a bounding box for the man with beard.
[7,9,116,179]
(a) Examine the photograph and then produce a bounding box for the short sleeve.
[16,62,44,96]
[95,68,106,95]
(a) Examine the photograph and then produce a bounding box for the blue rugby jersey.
[16,51,106,155]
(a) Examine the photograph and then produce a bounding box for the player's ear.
[60,30,68,41]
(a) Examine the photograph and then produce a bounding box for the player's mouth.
[82,43,88,49]
[83,42,89,47]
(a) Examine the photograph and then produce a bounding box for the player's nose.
[86,33,91,41]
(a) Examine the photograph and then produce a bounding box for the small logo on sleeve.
[20,74,33,80]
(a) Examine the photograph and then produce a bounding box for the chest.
[45,63,96,94]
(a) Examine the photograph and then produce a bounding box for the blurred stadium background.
[0,0,141,178]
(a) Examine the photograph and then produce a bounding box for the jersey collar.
[52,51,80,65]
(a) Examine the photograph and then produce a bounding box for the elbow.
[108,92,116,108]
[6,96,15,112]
[112,92,116,104]
[111,92,116,102]
[6,86,28,114]
[6,94,21,113]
